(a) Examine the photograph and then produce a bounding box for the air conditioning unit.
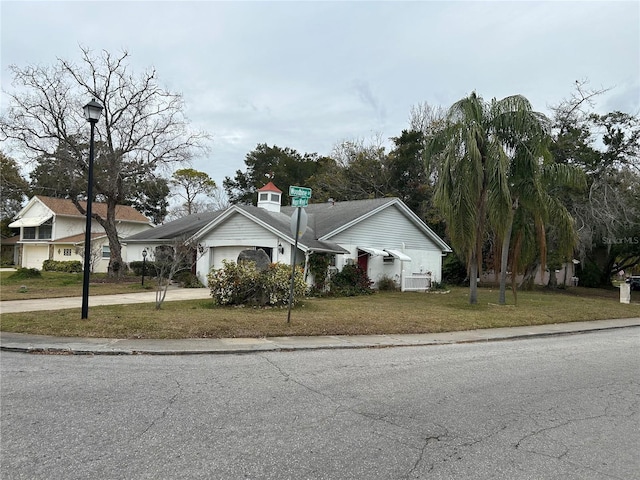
[345,258,356,265]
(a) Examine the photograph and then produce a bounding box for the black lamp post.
[81,99,103,319]
[141,249,148,286]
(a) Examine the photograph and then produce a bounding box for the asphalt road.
[1,329,638,479]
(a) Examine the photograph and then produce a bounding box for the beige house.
[9,196,152,272]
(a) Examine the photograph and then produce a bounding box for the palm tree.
[429,92,511,304]
[505,162,585,302]
[430,92,573,305]
[493,98,553,304]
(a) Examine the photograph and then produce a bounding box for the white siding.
[24,201,50,219]
[204,214,275,246]
[328,205,445,285]
[54,217,89,239]
[329,205,441,252]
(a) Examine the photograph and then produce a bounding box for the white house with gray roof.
[124,182,452,291]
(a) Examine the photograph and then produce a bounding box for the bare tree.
[408,101,446,183]
[148,239,207,309]
[0,47,209,277]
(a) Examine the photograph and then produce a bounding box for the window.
[102,245,110,258]
[23,227,36,239]
[63,248,72,256]
[38,222,52,239]
[270,193,280,203]
[259,193,269,201]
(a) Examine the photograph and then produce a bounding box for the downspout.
[401,242,406,292]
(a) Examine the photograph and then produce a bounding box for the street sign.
[289,185,312,198]
[291,196,309,207]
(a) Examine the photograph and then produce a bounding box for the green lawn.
[0,270,154,301]
[1,282,638,339]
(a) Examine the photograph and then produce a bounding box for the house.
[124,182,452,290]
[0,234,20,266]
[9,196,152,272]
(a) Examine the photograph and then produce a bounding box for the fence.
[402,273,431,292]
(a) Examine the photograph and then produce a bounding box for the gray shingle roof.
[281,197,396,238]
[124,197,450,253]
[125,210,224,241]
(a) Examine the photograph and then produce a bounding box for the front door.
[357,250,368,272]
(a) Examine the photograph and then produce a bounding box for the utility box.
[620,283,631,304]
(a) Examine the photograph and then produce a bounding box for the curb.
[2,321,638,356]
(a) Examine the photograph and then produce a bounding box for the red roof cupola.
[257,182,282,212]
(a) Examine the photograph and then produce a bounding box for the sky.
[1,0,639,191]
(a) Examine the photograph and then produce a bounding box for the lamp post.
[141,249,148,286]
[81,99,103,319]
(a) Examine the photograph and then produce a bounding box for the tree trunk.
[519,261,539,290]
[469,251,478,305]
[104,200,125,279]
[498,214,514,305]
[547,268,558,288]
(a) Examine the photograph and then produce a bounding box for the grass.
[1,285,638,339]
[0,270,154,301]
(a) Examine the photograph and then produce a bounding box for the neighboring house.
[9,196,152,272]
[0,234,20,265]
[125,182,452,291]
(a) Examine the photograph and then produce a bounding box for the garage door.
[211,246,243,270]
[23,245,49,270]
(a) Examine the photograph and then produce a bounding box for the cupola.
[257,182,282,213]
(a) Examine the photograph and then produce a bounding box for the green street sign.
[289,185,312,198]
[291,196,309,207]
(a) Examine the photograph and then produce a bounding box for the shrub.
[42,259,83,273]
[207,260,306,307]
[9,268,42,279]
[129,260,159,277]
[376,275,399,291]
[577,261,603,288]
[308,253,332,291]
[442,254,467,286]
[262,262,307,306]
[174,270,204,288]
[330,264,373,296]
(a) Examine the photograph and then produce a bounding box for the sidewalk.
[0,287,212,314]
[1,287,638,355]
[1,319,638,356]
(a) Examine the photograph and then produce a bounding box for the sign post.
[287,186,312,324]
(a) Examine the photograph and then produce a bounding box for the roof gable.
[29,196,150,223]
[282,197,451,252]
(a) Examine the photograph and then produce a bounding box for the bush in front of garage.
[42,260,83,273]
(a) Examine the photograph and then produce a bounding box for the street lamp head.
[142,248,148,259]
[83,99,103,123]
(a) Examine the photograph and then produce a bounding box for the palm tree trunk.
[469,251,479,304]
[498,214,514,305]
